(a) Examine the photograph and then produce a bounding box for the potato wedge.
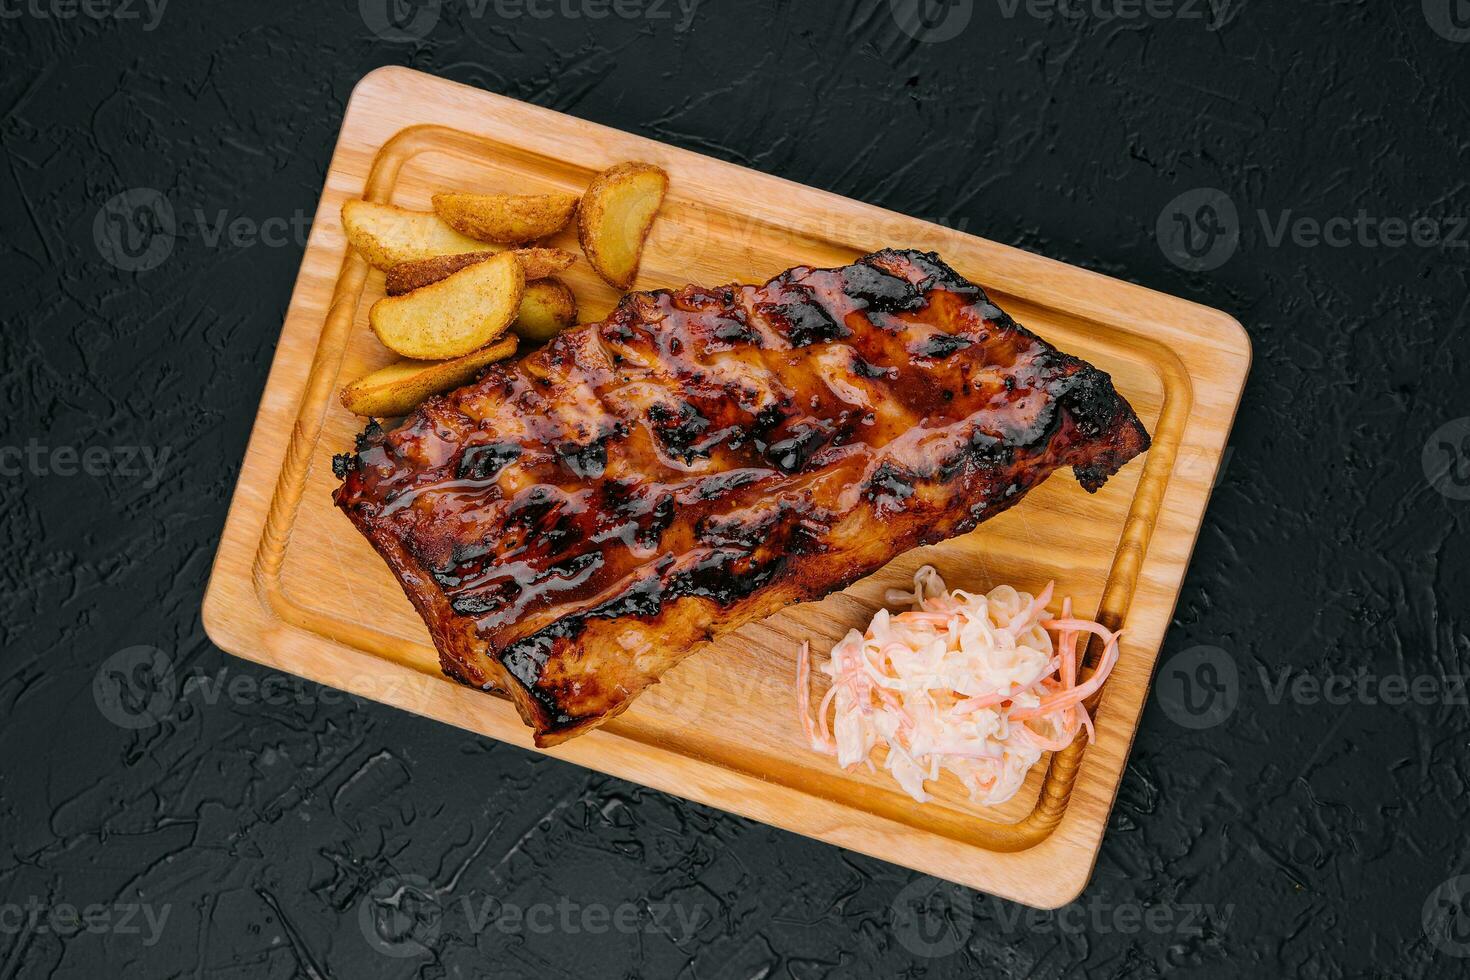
[369,251,525,359]
[385,247,576,296]
[339,336,519,417]
[510,246,577,281]
[341,199,486,270]
[577,162,668,289]
[432,192,578,245]
[512,278,578,343]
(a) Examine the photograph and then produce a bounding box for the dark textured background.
[3,1,1469,977]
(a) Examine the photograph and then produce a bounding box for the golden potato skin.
[512,279,578,343]
[339,335,519,418]
[341,199,485,269]
[369,251,525,359]
[512,246,578,281]
[385,251,501,295]
[576,162,669,290]
[384,247,576,296]
[431,192,578,245]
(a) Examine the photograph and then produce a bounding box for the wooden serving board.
[202,66,1249,909]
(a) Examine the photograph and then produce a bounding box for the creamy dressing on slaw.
[796,566,1122,807]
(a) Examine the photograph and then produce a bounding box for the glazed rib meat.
[334,249,1150,746]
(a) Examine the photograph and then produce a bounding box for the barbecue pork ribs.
[334,249,1150,745]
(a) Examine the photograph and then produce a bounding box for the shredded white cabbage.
[796,565,1122,807]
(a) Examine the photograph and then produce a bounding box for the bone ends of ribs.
[334,248,1151,746]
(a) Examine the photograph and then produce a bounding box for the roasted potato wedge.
[369,251,525,359]
[510,246,577,281]
[432,192,578,245]
[339,336,519,417]
[512,279,578,343]
[577,162,668,289]
[341,199,486,270]
[385,247,576,296]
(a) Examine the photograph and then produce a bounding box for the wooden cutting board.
[202,66,1249,909]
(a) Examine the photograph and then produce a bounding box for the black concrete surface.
[2,1,1468,976]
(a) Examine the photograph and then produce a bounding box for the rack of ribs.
[333,249,1150,746]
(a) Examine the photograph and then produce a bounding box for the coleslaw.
[795,565,1122,806]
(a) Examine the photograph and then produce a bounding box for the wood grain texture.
[201,66,1249,909]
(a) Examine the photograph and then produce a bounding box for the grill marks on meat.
[334,249,1150,745]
